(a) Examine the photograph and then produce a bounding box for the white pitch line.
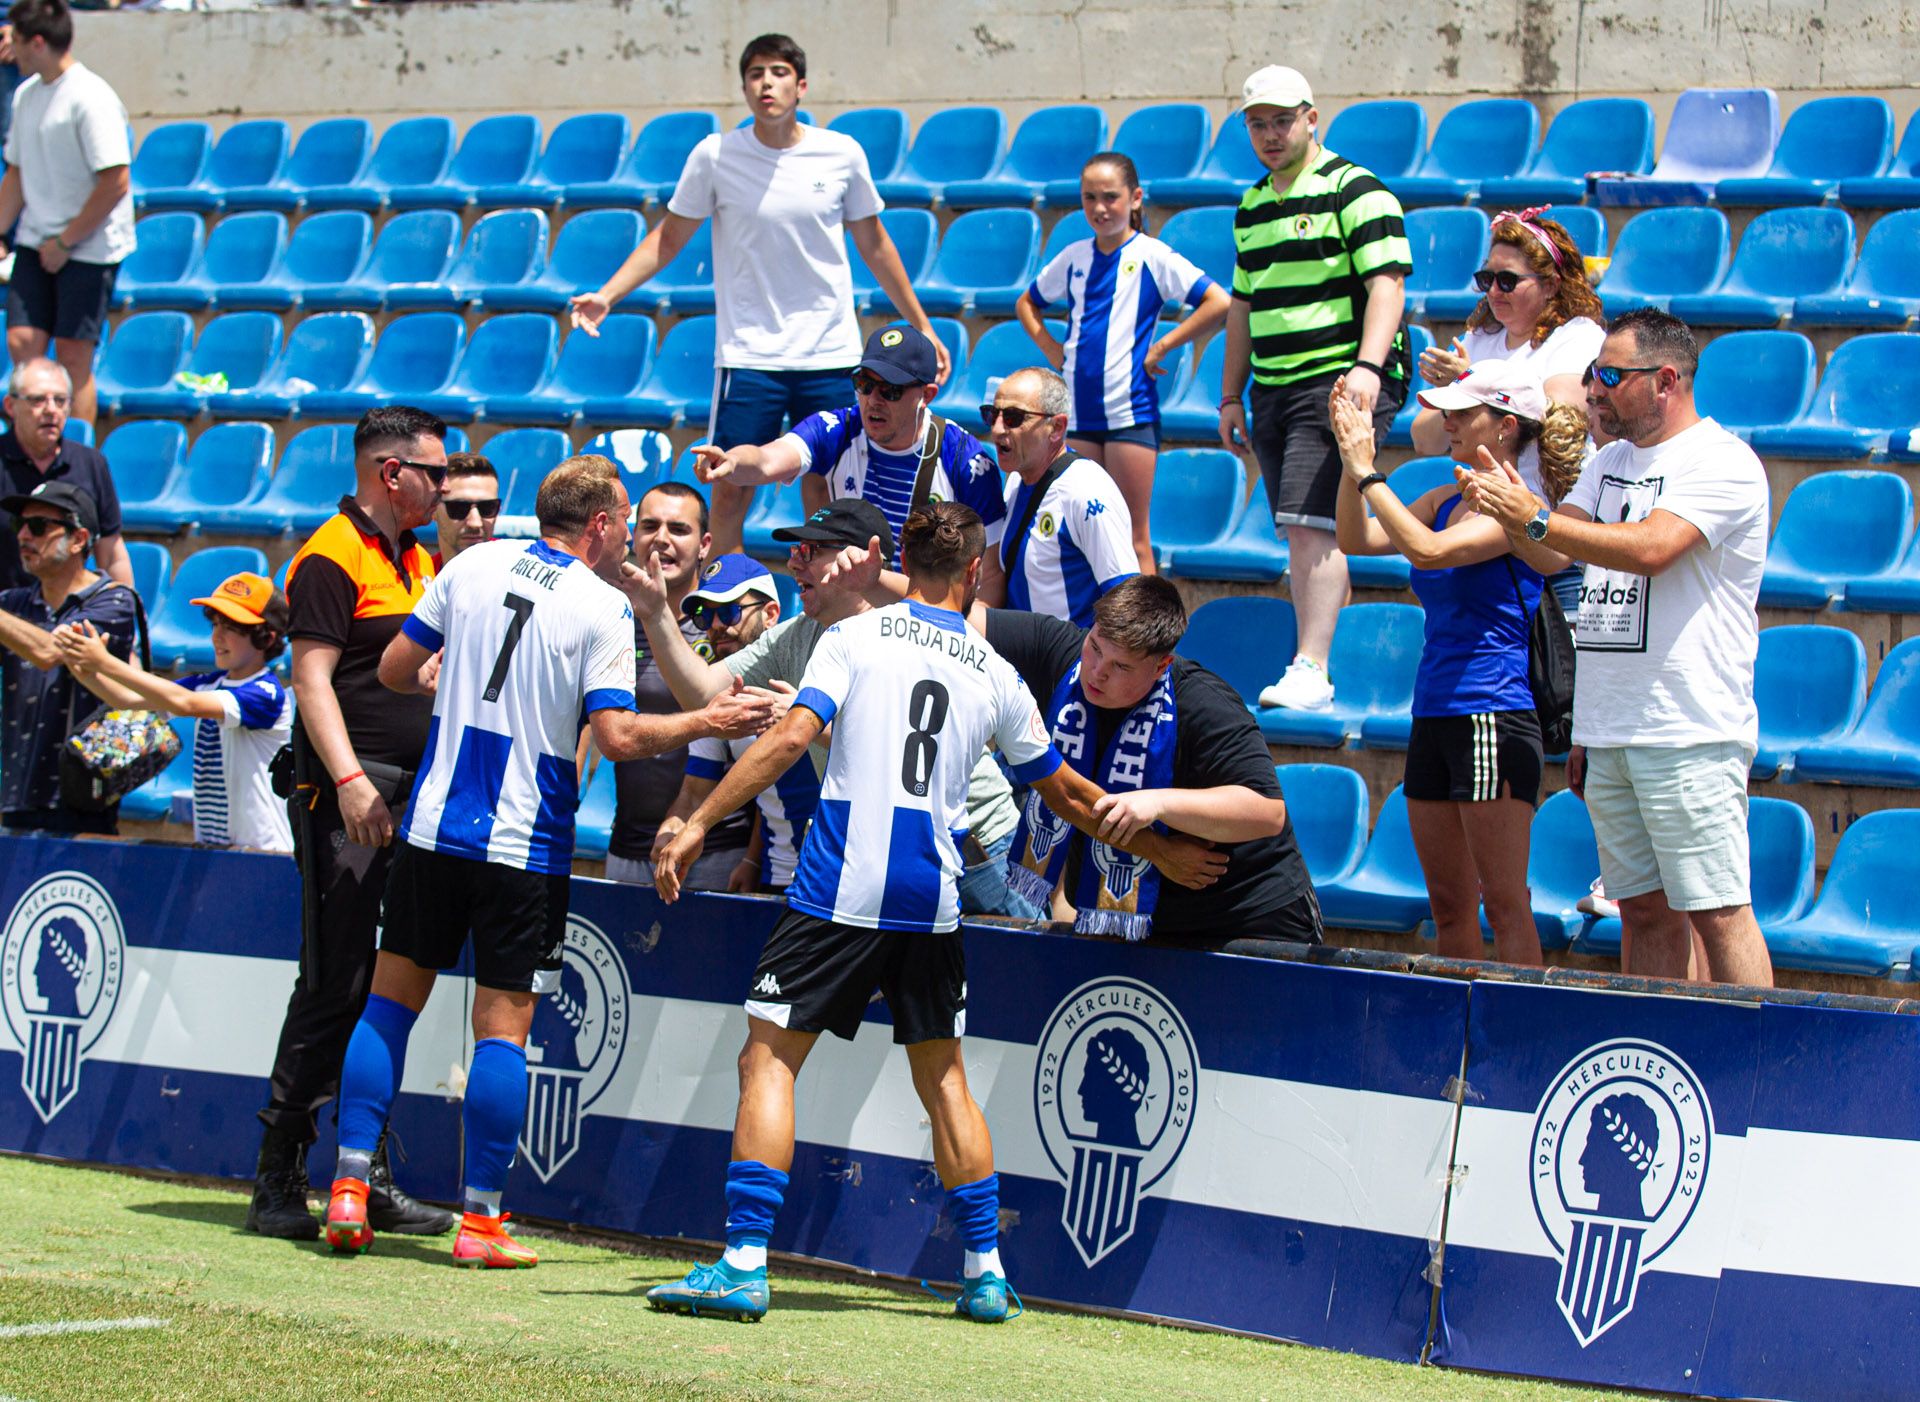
[0,1317,168,1340]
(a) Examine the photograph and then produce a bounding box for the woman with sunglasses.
[1334,360,1587,967]
[1015,152,1232,575]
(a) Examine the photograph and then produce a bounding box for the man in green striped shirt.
[1218,65,1411,713]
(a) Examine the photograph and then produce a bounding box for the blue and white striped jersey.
[687,732,821,888]
[1027,231,1215,432]
[1001,455,1139,625]
[177,667,293,853]
[399,539,637,875]
[788,601,1062,932]
[784,407,1007,568]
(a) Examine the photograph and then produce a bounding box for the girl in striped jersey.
[1016,152,1231,574]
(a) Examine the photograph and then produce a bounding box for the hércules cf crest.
[520,916,629,1182]
[0,873,125,1124]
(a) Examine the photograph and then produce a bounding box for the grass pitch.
[0,1154,1636,1402]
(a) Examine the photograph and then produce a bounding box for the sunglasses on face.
[389,457,448,487]
[444,498,501,521]
[851,372,920,402]
[16,515,74,536]
[688,598,769,628]
[980,404,1050,431]
[1473,268,1539,294]
[1585,362,1664,389]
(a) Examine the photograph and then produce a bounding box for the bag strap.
[907,412,945,518]
[1002,453,1075,578]
[65,581,152,732]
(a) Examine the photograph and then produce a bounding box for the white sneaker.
[1258,657,1334,711]
[1576,877,1618,920]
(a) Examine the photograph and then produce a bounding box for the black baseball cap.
[857,323,938,386]
[0,480,99,538]
[771,498,896,560]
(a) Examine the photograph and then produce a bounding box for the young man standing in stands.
[0,358,127,588]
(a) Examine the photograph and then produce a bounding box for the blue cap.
[858,322,938,386]
[685,553,777,610]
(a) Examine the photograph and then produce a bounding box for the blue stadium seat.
[742,480,808,559]
[564,111,719,209]
[406,314,557,425]
[1497,789,1601,951]
[193,120,292,214]
[620,219,714,314]
[1389,98,1539,207]
[1148,118,1262,206]
[112,212,205,310]
[1160,481,1288,581]
[1385,325,1436,448]
[1147,449,1244,568]
[944,105,1107,209]
[1173,595,1297,706]
[131,209,284,313]
[490,316,655,428]
[916,208,1042,315]
[1843,527,1920,613]
[1593,87,1781,206]
[1837,109,1920,210]
[226,424,356,535]
[1259,602,1424,747]
[1480,98,1657,207]
[125,540,170,613]
[218,209,373,312]
[106,421,191,532]
[120,717,198,824]
[1541,204,1609,258]
[1667,206,1854,327]
[169,423,277,535]
[1324,100,1428,181]
[382,207,548,311]
[930,317,1061,422]
[305,115,455,212]
[771,570,802,621]
[298,312,467,421]
[148,546,271,670]
[207,311,374,421]
[114,310,281,419]
[1750,334,1920,459]
[1159,333,1228,441]
[1404,207,1490,321]
[1155,207,1234,314]
[876,107,1007,207]
[1271,763,1368,887]
[130,122,212,212]
[624,315,717,428]
[477,112,629,209]
[63,420,92,447]
[224,117,371,213]
[1316,787,1432,933]
[848,208,938,315]
[1595,207,1732,315]
[1793,639,1920,787]
[1692,329,1815,438]
[582,429,676,501]
[90,314,193,418]
[1041,102,1209,206]
[829,107,909,183]
[303,208,461,313]
[1793,210,1920,330]
[926,317,970,385]
[1757,810,1920,979]
[491,428,580,517]
[1749,624,1868,780]
[386,113,540,210]
[480,208,644,314]
[573,757,618,861]
[1714,96,1895,206]
[1760,471,1913,608]
[1346,455,1461,592]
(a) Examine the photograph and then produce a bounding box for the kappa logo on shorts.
[0,873,125,1124]
[1034,977,1198,1268]
[1530,1039,1714,1348]
[753,972,782,996]
[520,916,630,1183]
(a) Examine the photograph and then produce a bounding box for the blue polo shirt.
[0,576,138,815]
[0,434,124,591]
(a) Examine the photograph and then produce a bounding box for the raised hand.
[690,444,738,484]
[567,291,611,336]
[1327,377,1378,474]
[616,553,671,618]
[701,675,780,739]
[1420,335,1470,388]
[814,534,887,593]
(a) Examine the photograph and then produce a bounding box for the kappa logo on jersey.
[1035,977,1198,1268]
[520,916,630,1183]
[753,972,782,996]
[1530,1039,1714,1348]
[0,873,125,1124]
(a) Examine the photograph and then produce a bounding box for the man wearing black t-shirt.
[985,576,1322,949]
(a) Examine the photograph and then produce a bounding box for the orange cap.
[190,572,289,631]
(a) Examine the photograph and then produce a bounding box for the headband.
[1491,206,1564,270]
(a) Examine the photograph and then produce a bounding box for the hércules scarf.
[1006,659,1179,940]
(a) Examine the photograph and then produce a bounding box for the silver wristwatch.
[1524,506,1553,542]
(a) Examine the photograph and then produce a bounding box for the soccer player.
[319,455,778,1268]
[648,502,1225,1323]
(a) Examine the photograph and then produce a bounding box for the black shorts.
[747,908,965,1046]
[379,843,571,993]
[1249,371,1405,531]
[6,247,117,343]
[1403,710,1544,806]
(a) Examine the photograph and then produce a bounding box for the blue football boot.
[646,1259,770,1322]
[936,1271,1023,1323]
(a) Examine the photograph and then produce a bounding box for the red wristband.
[334,770,365,789]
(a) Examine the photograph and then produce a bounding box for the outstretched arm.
[1030,764,1229,890]
[54,620,225,718]
[654,704,826,901]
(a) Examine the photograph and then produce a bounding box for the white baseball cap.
[1417,359,1550,421]
[1241,65,1314,111]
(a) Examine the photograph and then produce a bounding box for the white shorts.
[1582,741,1753,912]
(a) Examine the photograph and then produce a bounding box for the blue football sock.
[335,994,418,1175]
[723,1160,788,1257]
[462,1037,528,1199]
[946,1173,1002,1255]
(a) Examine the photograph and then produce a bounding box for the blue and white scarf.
[1007,660,1179,940]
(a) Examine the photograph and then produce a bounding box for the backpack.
[1506,559,1576,755]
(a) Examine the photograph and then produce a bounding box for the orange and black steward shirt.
[285,495,437,770]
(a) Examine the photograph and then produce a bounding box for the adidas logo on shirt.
[753,972,783,997]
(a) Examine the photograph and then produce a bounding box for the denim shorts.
[709,365,857,450]
[1068,421,1160,450]
[1582,741,1754,911]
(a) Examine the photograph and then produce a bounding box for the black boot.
[245,1124,319,1239]
[366,1126,455,1235]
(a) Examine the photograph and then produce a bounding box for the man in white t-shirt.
[1465,309,1772,989]
[569,33,947,557]
[0,0,132,427]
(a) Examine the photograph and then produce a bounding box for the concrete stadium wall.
[79,0,1920,132]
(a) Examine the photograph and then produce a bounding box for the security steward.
[246,406,455,1240]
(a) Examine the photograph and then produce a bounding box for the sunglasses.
[980,404,1052,430]
[444,497,501,520]
[389,457,448,487]
[1473,268,1539,294]
[851,372,919,402]
[1585,362,1664,389]
[16,515,75,536]
[688,598,769,628]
